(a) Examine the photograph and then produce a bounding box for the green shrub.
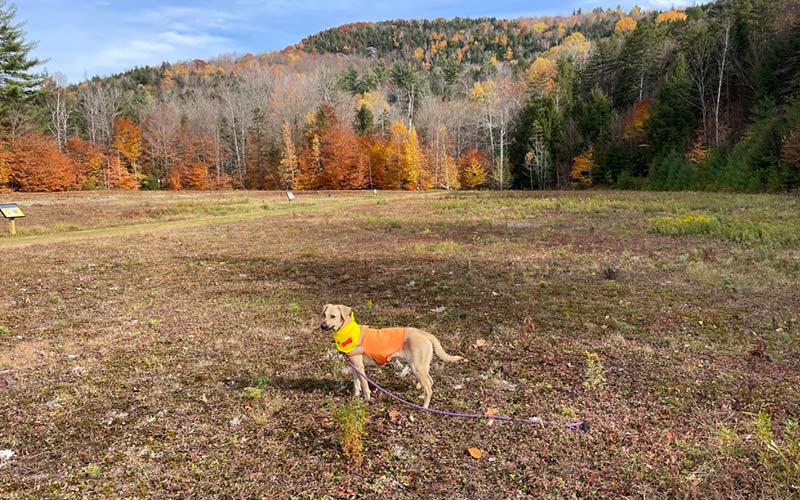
[332,400,367,465]
[582,351,606,391]
[647,150,696,191]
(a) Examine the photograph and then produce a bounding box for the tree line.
[0,0,798,192]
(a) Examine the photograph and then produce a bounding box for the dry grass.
[0,189,799,498]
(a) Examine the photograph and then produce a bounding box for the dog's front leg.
[350,361,362,398]
[350,355,371,402]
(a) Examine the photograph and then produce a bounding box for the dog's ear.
[337,305,352,321]
[322,304,332,316]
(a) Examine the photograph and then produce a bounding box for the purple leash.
[344,356,588,432]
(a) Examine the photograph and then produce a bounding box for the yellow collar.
[332,313,361,353]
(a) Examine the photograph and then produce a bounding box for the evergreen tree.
[0,0,43,118]
[645,54,698,159]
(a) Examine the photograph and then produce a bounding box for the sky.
[16,0,696,83]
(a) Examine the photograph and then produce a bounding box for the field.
[1,190,799,499]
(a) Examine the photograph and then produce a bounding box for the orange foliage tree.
[113,116,142,178]
[570,148,594,187]
[298,106,366,189]
[6,133,75,192]
[459,149,489,189]
[65,136,105,188]
[656,10,688,24]
[614,16,637,34]
[623,98,651,141]
[104,155,140,190]
[171,123,215,190]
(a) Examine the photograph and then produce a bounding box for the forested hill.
[297,12,627,63]
[1,0,799,193]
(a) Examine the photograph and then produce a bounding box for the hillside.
[1,0,799,193]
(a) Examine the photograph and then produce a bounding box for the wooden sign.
[0,203,24,219]
[286,191,295,201]
[0,203,23,236]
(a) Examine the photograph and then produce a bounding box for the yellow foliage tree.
[545,32,592,65]
[571,148,594,187]
[278,121,299,189]
[459,149,488,189]
[656,10,688,24]
[396,125,429,190]
[527,57,557,96]
[113,116,142,178]
[615,16,637,33]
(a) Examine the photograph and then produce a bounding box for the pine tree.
[0,1,43,118]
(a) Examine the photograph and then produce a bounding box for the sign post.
[0,203,24,236]
[285,191,295,202]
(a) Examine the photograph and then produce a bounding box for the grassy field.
[0,190,799,499]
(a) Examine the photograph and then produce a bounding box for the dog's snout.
[320,322,330,331]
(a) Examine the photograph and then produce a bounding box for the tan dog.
[321,304,464,408]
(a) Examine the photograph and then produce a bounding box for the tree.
[113,116,142,178]
[299,105,365,189]
[65,136,104,189]
[713,18,732,147]
[570,147,594,187]
[614,17,637,34]
[6,133,74,191]
[459,149,488,189]
[278,121,299,189]
[44,73,71,150]
[527,57,557,96]
[0,0,43,119]
[78,82,126,146]
[655,10,688,25]
[645,55,698,158]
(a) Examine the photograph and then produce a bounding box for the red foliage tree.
[65,136,105,188]
[299,106,366,189]
[6,133,75,191]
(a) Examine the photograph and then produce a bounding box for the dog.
[321,304,464,408]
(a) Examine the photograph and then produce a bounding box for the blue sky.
[16,0,694,83]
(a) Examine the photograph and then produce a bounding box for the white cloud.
[92,30,233,71]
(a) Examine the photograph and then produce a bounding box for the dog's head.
[320,304,352,332]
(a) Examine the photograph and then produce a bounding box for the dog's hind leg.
[418,365,433,408]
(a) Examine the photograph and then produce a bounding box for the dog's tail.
[424,332,464,363]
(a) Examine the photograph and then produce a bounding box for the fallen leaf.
[467,447,482,459]
[388,409,400,422]
[486,406,498,426]
[474,339,486,348]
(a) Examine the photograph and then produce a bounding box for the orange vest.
[348,326,407,365]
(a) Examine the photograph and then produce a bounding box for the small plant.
[288,302,301,313]
[332,399,367,465]
[750,410,800,493]
[147,318,160,328]
[82,464,101,479]
[582,351,606,391]
[365,299,374,312]
[0,325,9,336]
[242,387,263,400]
